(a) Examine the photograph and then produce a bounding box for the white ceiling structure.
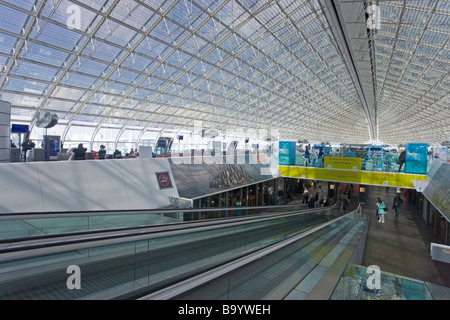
[0,0,448,148]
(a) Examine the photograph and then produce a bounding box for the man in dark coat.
[73,143,87,160]
[397,151,406,172]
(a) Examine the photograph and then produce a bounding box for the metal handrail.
[0,203,309,221]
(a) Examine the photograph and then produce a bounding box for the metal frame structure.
[0,0,448,151]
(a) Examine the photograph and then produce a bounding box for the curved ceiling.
[0,0,448,148]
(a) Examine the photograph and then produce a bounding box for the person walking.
[377,197,387,223]
[392,193,403,218]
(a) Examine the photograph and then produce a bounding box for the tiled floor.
[361,186,450,288]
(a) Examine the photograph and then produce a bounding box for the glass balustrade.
[0,206,337,299]
[0,204,310,240]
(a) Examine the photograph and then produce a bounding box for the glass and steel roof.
[0,0,448,151]
[373,0,450,145]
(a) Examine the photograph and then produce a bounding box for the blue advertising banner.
[279,141,296,165]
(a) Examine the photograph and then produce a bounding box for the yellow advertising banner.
[279,165,427,189]
[324,156,361,170]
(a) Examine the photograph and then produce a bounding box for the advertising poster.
[279,141,296,165]
[279,165,427,189]
[169,154,277,199]
[324,156,361,170]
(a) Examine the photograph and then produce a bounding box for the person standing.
[73,143,87,160]
[340,195,345,211]
[397,151,406,172]
[377,198,387,223]
[308,194,315,208]
[304,147,310,166]
[320,196,329,207]
[375,197,380,221]
[28,139,36,149]
[268,186,274,205]
[21,138,35,161]
[302,187,309,204]
[278,188,285,205]
[392,194,403,218]
[286,185,292,203]
[98,145,106,159]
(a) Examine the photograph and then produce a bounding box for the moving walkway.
[0,204,366,300]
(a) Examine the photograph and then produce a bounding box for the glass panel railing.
[293,152,437,174]
[158,211,368,300]
[0,204,311,241]
[0,206,336,300]
[330,264,439,300]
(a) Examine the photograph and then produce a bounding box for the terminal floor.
[361,186,450,288]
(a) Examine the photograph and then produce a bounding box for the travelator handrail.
[0,203,312,246]
[0,204,305,243]
[0,203,310,242]
[137,204,363,300]
[0,203,309,221]
[0,204,339,263]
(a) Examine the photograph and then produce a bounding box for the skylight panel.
[21,43,70,68]
[255,3,280,29]
[34,21,85,51]
[108,24,139,47]
[14,60,59,82]
[89,41,123,61]
[422,29,448,44]
[0,4,31,34]
[0,33,20,55]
